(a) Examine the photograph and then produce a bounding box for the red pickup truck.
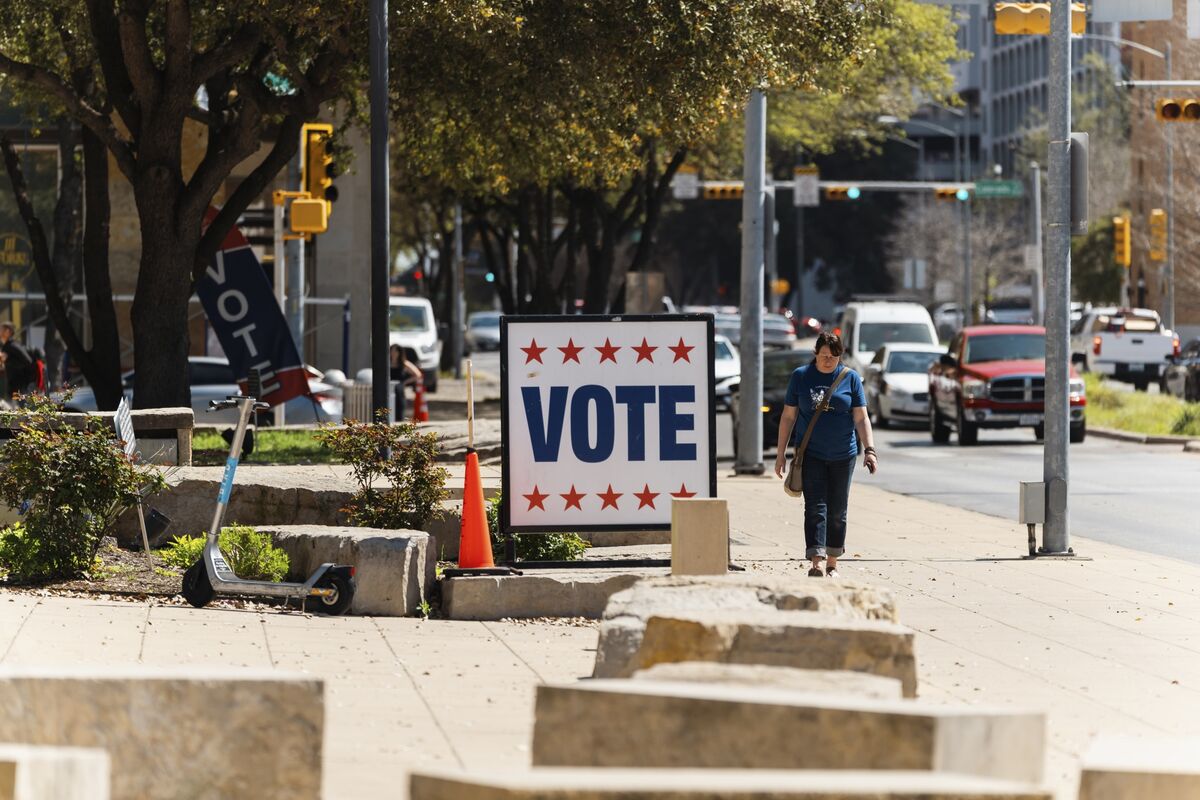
[928,325,1087,446]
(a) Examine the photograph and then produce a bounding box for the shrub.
[159,525,289,582]
[0,396,166,582]
[1171,404,1200,436]
[486,493,589,562]
[315,416,449,530]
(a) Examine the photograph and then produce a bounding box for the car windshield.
[715,340,734,360]
[857,322,934,352]
[886,351,939,374]
[469,314,500,329]
[965,333,1045,363]
[389,305,430,332]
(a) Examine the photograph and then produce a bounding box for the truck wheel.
[1033,424,1045,441]
[930,404,950,444]
[1070,420,1087,444]
[957,410,978,446]
[1133,378,1150,392]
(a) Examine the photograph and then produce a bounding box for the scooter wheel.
[182,560,214,608]
[312,572,355,616]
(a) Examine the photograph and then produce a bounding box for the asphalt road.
[715,411,1200,563]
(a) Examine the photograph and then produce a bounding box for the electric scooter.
[181,389,356,615]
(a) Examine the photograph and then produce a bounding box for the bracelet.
[864,446,877,454]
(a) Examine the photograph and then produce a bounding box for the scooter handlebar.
[207,399,239,412]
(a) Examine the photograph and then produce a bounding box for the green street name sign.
[973,179,1024,199]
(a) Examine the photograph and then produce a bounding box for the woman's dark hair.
[814,331,844,357]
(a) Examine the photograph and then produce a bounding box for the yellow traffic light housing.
[291,198,329,234]
[1149,208,1167,262]
[994,3,1085,35]
[823,186,861,201]
[934,186,972,201]
[1112,215,1131,268]
[1156,98,1200,122]
[302,123,336,212]
[702,184,744,200]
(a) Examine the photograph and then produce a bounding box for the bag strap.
[791,366,853,460]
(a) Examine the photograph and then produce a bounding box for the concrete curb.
[1087,426,1199,446]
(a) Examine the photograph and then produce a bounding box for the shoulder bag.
[784,367,853,497]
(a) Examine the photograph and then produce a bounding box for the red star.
[559,338,584,364]
[521,339,547,364]
[560,485,585,511]
[595,338,621,364]
[669,337,694,363]
[598,484,622,510]
[671,483,697,499]
[633,338,657,364]
[634,483,660,510]
[523,485,549,511]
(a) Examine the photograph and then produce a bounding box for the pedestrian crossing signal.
[703,184,744,200]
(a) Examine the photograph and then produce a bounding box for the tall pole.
[794,203,805,317]
[765,187,777,311]
[451,202,464,379]
[1030,161,1045,324]
[369,0,390,420]
[963,102,972,324]
[285,154,305,356]
[1165,43,1175,330]
[1043,0,1072,554]
[735,89,766,475]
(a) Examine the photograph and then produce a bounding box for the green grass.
[192,429,336,465]
[1083,374,1200,437]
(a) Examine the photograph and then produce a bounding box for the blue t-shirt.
[783,364,866,461]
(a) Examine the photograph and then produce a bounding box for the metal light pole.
[369,0,390,419]
[1166,43,1176,331]
[1029,161,1045,324]
[451,202,464,379]
[735,89,766,476]
[1042,0,1072,554]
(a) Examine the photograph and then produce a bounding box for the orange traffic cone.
[456,449,495,569]
[412,381,429,423]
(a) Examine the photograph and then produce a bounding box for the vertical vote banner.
[198,208,310,407]
[501,315,716,532]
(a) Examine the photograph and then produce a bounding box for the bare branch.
[116,4,161,110]
[83,0,141,133]
[0,51,136,180]
[193,23,264,88]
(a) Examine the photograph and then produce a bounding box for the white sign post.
[114,398,152,556]
[501,315,716,533]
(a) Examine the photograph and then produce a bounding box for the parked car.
[465,311,502,352]
[389,295,441,391]
[1071,307,1176,391]
[1164,339,1200,401]
[931,302,964,340]
[836,301,939,374]
[728,348,813,457]
[713,334,741,410]
[763,313,798,349]
[59,356,343,424]
[984,297,1035,325]
[863,343,945,428]
[928,325,1086,446]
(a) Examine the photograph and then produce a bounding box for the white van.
[389,296,442,391]
[836,301,939,374]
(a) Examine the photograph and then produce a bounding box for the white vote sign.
[501,315,715,532]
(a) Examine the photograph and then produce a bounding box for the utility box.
[1019,481,1046,525]
[290,198,328,234]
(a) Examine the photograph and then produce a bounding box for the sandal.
[825,566,840,578]
[807,566,823,577]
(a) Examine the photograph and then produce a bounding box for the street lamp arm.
[1074,33,1164,60]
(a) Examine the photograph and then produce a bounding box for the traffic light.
[703,184,744,199]
[994,3,1085,35]
[1112,214,1131,268]
[823,186,861,201]
[1149,208,1167,262]
[302,123,336,211]
[934,186,972,201]
[770,278,791,296]
[1156,98,1200,122]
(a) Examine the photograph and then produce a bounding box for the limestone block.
[632,608,918,697]
[0,744,109,800]
[443,573,643,620]
[261,525,434,616]
[631,661,904,700]
[594,575,898,679]
[532,680,1045,784]
[0,666,323,800]
[1079,734,1200,799]
[411,768,1054,800]
[671,498,728,576]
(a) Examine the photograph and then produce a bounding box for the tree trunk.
[44,122,84,388]
[80,127,122,410]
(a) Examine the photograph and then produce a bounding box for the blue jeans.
[801,453,856,560]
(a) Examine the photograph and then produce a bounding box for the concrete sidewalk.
[1,473,1198,797]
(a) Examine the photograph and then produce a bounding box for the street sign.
[1092,0,1171,22]
[671,165,699,200]
[793,166,819,207]
[973,179,1024,199]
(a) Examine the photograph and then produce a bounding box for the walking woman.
[773,332,877,577]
